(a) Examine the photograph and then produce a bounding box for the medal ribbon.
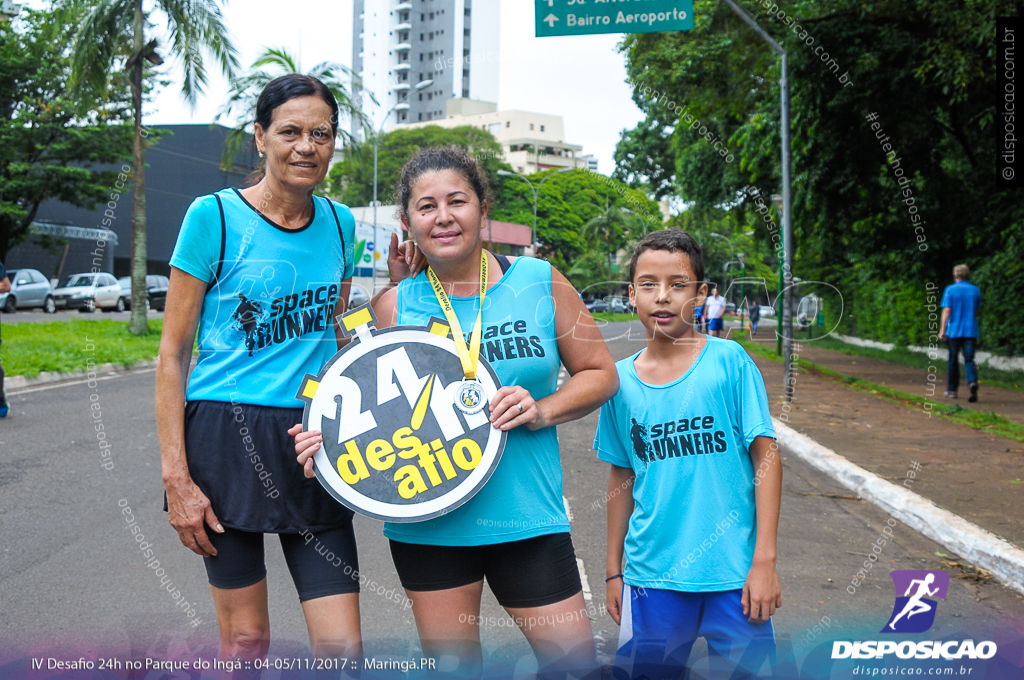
[426,253,487,380]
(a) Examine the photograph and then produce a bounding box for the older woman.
[294,147,619,677]
[156,74,416,665]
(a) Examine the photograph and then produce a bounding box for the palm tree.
[582,202,643,298]
[217,47,373,172]
[68,0,238,335]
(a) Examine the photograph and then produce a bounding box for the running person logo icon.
[881,570,950,633]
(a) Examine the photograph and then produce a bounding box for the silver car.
[0,268,56,313]
[52,272,124,313]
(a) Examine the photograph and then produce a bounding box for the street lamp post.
[722,0,794,402]
[772,194,784,357]
[738,254,746,332]
[497,167,573,256]
[709,232,740,326]
[709,233,753,334]
[371,79,433,285]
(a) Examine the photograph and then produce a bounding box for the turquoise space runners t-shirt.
[384,256,570,546]
[594,336,775,592]
[170,188,355,408]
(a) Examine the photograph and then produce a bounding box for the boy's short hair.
[629,229,705,285]
[953,264,970,280]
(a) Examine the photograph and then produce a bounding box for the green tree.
[328,125,509,208]
[493,168,660,269]
[0,7,133,262]
[618,0,1023,354]
[217,47,372,171]
[67,0,238,335]
[581,202,645,298]
[563,250,615,298]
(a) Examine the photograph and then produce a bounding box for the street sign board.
[535,0,693,37]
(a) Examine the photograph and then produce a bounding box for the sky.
[27,0,645,177]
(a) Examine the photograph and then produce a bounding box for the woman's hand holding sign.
[288,423,321,479]
[489,385,546,431]
[289,381,535,485]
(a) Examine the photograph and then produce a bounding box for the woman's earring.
[259,151,264,158]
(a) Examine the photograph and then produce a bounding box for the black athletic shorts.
[388,532,582,608]
[204,525,360,602]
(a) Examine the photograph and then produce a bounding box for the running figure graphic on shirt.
[630,418,652,465]
[888,573,939,630]
[232,293,265,356]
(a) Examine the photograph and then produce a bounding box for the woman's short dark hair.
[255,73,339,136]
[628,229,706,285]
[397,146,490,221]
[244,74,339,186]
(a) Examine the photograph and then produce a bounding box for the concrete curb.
[773,418,1024,596]
[6,358,159,391]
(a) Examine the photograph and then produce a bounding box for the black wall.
[5,124,255,278]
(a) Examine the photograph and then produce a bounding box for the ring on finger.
[516,403,524,414]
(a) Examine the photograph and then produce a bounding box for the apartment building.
[402,98,599,174]
[352,0,501,134]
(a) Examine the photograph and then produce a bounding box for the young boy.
[595,229,782,679]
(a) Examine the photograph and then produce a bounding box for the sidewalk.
[743,333,1024,425]
[744,341,1024,553]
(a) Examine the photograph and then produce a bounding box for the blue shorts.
[708,317,724,331]
[614,586,775,679]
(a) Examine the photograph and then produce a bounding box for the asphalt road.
[1,321,1021,676]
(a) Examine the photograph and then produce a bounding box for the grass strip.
[591,312,638,322]
[0,319,163,379]
[734,332,1024,444]
[808,334,1024,394]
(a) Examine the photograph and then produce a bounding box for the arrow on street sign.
[535,0,693,37]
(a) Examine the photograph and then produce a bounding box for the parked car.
[52,272,123,313]
[609,298,632,314]
[0,268,56,313]
[585,297,632,314]
[759,305,776,318]
[117,275,169,312]
[348,284,370,309]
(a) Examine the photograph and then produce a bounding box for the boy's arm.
[606,463,635,625]
[744,435,782,623]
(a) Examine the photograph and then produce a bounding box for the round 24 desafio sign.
[296,306,506,522]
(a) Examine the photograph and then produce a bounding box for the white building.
[352,0,501,135]
[401,98,598,174]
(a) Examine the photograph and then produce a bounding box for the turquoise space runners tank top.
[383,255,571,545]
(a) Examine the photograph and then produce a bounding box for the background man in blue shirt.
[939,264,982,402]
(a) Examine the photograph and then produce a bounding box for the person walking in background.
[694,300,706,334]
[0,259,8,418]
[705,284,727,338]
[748,298,761,337]
[939,264,981,402]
